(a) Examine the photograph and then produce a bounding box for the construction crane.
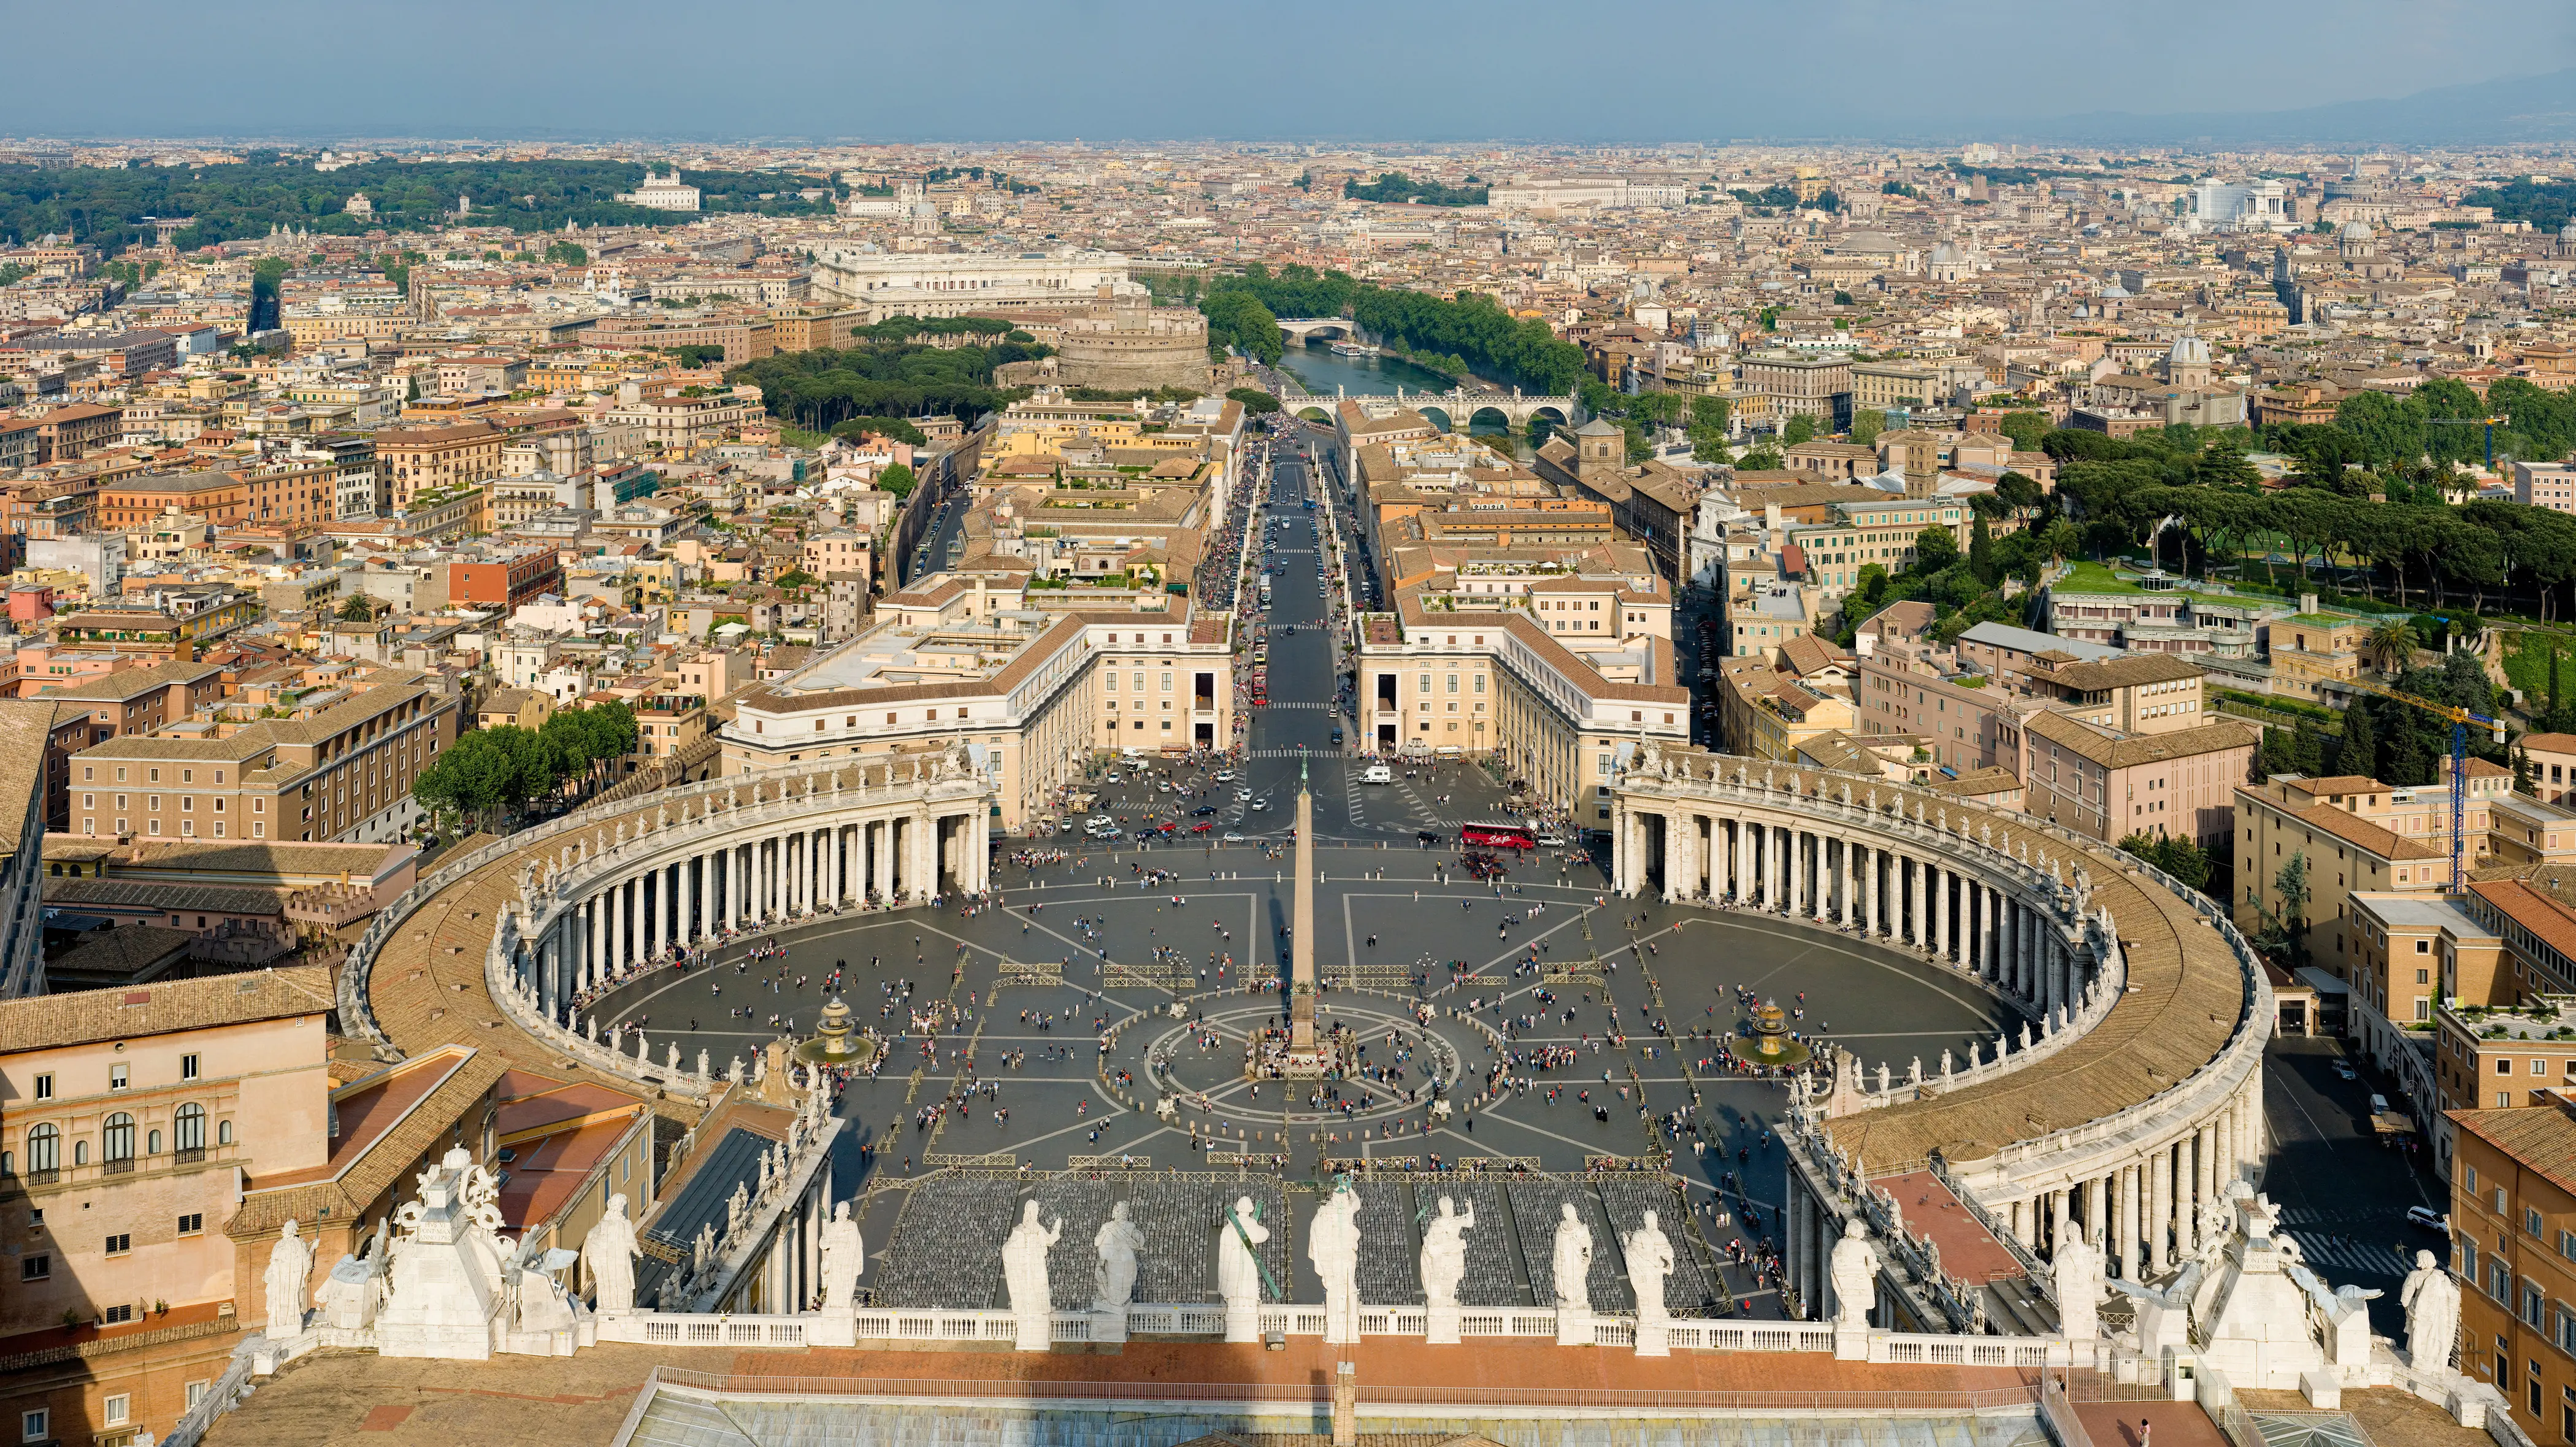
[2423,414,2510,467]
[2332,675,2506,892]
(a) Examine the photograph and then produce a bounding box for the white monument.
[1216,1196,1270,1343]
[1092,1201,1144,1341]
[819,1201,865,1311]
[375,1148,513,1361]
[1309,1179,1363,1346]
[2052,1225,2104,1345]
[263,1219,315,1341]
[2181,1183,2328,1391]
[315,1250,384,1331]
[583,1194,640,1315]
[2402,1248,2461,1376]
[1419,1195,1475,1345]
[1550,1202,1594,1346]
[1830,1219,1878,1359]
[1623,1210,1676,1357]
[1002,1201,1062,1351]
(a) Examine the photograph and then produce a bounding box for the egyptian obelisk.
[1290,752,1317,1053]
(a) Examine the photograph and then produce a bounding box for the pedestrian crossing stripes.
[1248,702,1339,711]
[1241,747,1365,758]
[2283,1230,2411,1280]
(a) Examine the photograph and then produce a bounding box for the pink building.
[2514,461,2576,515]
[2022,709,2260,846]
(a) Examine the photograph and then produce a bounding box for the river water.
[1274,339,1524,448]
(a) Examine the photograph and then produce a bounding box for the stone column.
[1865,846,1880,934]
[723,845,740,932]
[2116,1162,2140,1281]
[876,818,896,903]
[586,898,604,989]
[2009,1197,2030,1249]
[829,825,845,908]
[2150,1143,2173,1272]
[1813,835,1831,923]
[1931,866,1949,960]
[679,854,696,945]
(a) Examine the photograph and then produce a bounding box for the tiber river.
[1273,339,1528,451]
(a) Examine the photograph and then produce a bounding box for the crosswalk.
[2282,1230,2412,1280]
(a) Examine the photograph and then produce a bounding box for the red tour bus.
[1459,821,1536,851]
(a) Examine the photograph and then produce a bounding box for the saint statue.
[1550,1202,1594,1311]
[1092,1201,1144,1313]
[819,1200,864,1311]
[1001,1202,1061,1348]
[1623,1210,1674,1333]
[1216,1196,1269,1318]
[2052,1224,2103,1343]
[2401,1248,2461,1375]
[584,1192,641,1315]
[264,1218,315,1341]
[1830,1219,1878,1329]
[1308,1179,1363,1345]
[1419,1196,1475,1310]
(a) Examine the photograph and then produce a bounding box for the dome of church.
[2339,220,2372,239]
[2168,329,2211,367]
[2099,282,2131,299]
[1929,240,1965,266]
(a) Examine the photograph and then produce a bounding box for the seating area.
[870,1175,1022,1308]
[1351,1179,1423,1304]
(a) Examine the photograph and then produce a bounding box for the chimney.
[1331,1362,1357,1447]
[2298,592,2318,614]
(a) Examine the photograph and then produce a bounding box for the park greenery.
[2461,177,2576,232]
[727,321,1050,434]
[1227,387,1281,415]
[0,158,834,250]
[1197,263,1588,394]
[1343,172,1489,206]
[412,700,640,831]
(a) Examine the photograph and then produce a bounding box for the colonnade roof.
[1634,754,2253,1173]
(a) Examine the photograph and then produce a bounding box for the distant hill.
[2014,67,2576,147]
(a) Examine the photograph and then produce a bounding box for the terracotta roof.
[2023,711,2258,770]
[2447,1104,2576,1188]
[0,964,332,1052]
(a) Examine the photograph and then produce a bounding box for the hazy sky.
[4,0,2571,142]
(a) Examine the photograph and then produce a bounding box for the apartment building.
[2237,775,2472,980]
[447,545,564,612]
[34,661,228,743]
[1358,588,1688,818]
[375,420,504,511]
[0,969,335,1447]
[2017,651,2210,734]
[2345,892,2499,1086]
[70,669,459,845]
[2447,1103,2576,1442]
[1739,351,1853,425]
[606,388,765,453]
[2022,710,2256,846]
[723,597,1233,830]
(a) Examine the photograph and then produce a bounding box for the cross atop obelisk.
[1290,751,1317,1052]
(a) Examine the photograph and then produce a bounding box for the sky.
[2,0,2572,143]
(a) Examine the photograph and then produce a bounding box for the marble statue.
[1309,1178,1363,1345]
[2052,1226,2103,1343]
[316,1251,383,1330]
[1217,1196,1269,1341]
[1623,1210,1676,1356]
[1830,1219,1877,1329]
[1551,1201,1594,1344]
[1002,1201,1061,1350]
[1419,1196,1474,1311]
[1092,1202,1144,1314]
[819,1201,863,1311]
[2401,1248,2461,1375]
[264,1218,315,1340]
[584,1193,640,1315]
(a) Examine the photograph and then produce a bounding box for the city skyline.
[4,0,2575,144]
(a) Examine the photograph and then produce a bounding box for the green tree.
[1781,414,1818,448]
[877,463,917,500]
[1967,515,1996,585]
[2264,852,2312,968]
[1226,387,1281,415]
[1201,291,1283,365]
[1912,526,1960,572]
[2329,702,2373,778]
[336,594,375,622]
[1998,411,2051,453]
[2292,715,2329,775]
[544,239,588,267]
[2365,618,2417,675]
[2518,743,2538,796]
[1849,409,1884,448]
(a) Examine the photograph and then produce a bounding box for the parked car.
[1191,805,1218,816]
[1190,823,1214,834]
[2406,1206,2450,1234]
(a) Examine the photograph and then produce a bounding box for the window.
[2534,1208,2548,1238]
[18,1255,46,1282]
[175,1102,204,1155]
[101,1303,131,1324]
[102,1113,134,1164]
[102,1395,127,1427]
[109,1063,128,1091]
[33,1073,50,1101]
[22,1409,47,1443]
[218,1119,233,1146]
[104,1232,131,1256]
[181,1053,199,1081]
[177,1211,202,1235]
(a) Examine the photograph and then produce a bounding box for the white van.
[1360,762,1393,785]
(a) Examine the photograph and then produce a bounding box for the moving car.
[2405,1206,2449,1234]
[1190,805,1218,816]
[1222,832,1247,843]
[1360,762,1393,784]
[1190,823,1214,834]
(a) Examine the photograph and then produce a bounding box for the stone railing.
[340,753,990,1086]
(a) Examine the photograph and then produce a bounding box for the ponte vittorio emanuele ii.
[163,737,2513,1447]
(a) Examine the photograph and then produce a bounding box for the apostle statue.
[2401,1248,2461,1375]
[819,1200,864,1311]
[1830,1219,1879,1329]
[1419,1195,1474,1312]
[1623,1209,1676,1354]
[2052,1224,2103,1343]
[1092,1201,1144,1314]
[1216,1195,1270,1343]
[264,1218,315,1341]
[1308,1178,1363,1346]
[584,1193,641,1315]
[1001,1201,1061,1351]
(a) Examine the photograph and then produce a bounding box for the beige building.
[2021,710,2256,848]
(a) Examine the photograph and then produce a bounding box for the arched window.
[74,1140,88,1166]
[217,1119,234,1146]
[102,1112,134,1165]
[26,1124,58,1175]
[147,1129,161,1156]
[175,1103,205,1156]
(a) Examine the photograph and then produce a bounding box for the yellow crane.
[2331,675,2505,892]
